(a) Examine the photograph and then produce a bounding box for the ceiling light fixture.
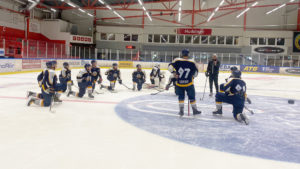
[137,0,152,21]
[178,0,182,22]
[236,1,258,18]
[207,0,224,22]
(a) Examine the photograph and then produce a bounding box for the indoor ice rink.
[1,0,300,169]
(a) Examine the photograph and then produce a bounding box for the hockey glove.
[98,78,103,84]
[118,79,122,84]
[165,84,170,91]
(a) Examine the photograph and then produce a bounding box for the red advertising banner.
[22,59,41,69]
[177,28,212,35]
[70,35,93,44]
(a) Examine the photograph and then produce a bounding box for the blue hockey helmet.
[182,49,189,56]
[46,61,52,68]
[136,64,141,68]
[63,62,69,67]
[230,66,238,71]
[84,63,91,69]
[91,60,97,64]
[232,70,242,78]
[112,63,118,67]
[51,60,57,65]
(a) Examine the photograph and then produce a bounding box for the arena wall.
[0,59,299,76]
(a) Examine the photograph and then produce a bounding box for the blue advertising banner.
[219,64,240,71]
[240,65,280,73]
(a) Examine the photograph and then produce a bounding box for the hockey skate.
[192,107,201,116]
[209,92,213,97]
[27,96,36,106]
[54,94,62,102]
[179,107,184,117]
[237,113,249,125]
[88,93,94,99]
[26,91,35,98]
[213,107,223,115]
[67,91,75,97]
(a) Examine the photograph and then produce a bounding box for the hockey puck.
[288,99,295,104]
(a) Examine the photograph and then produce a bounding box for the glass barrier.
[96,48,300,68]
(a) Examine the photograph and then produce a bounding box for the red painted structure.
[0,26,66,58]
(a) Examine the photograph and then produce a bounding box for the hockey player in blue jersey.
[27,61,62,102]
[168,49,201,116]
[102,63,122,91]
[27,61,58,107]
[27,61,52,100]
[132,64,146,91]
[91,60,102,92]
[213,70,249,124]
[59,62,73,93]
[67,64,94,99]
[224,66,251,104]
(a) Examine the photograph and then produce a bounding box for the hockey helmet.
[46,61,52,68]
[51,60,57,65]
[63,62,69,67]
[91,60,97,64]
[230,66,238,71]
[232,70,242,78]
[136,64,141,68]
[112,63,118,67]
[84,63,91,69]
[182,49,189,56]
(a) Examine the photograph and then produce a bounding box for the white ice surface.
[0,69,300,169]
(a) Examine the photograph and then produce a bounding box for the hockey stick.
[150,85,173,95]
[121,83,132,90]
[151,90,164,95]
[244,105,254,115]
[49,95,56,113]
[200,76,208,101]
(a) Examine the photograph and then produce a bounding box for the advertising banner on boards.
[240,65,280,73]
[293,32,300,53]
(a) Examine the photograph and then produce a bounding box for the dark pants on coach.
[209,74,219,93]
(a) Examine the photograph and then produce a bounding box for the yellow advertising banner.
[119,61,133,68]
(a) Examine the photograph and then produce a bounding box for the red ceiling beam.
[50,2,299,12]
[194,9,241,27]
[100,12,175,20]
[170,1,179,10]
[81,0,87,7]
[151,16,190,27]
[90,0,99,7]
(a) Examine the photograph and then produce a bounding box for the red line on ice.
[0,96,118,104]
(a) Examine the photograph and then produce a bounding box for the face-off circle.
[115,93,300,164]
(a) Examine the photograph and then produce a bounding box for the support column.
[244,0,247,31]
[25,17,30,40]
[46,42,48,58]
[192,0,195,28]
[297,3,300,31]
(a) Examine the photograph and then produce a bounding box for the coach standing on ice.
[206,54,220,97]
